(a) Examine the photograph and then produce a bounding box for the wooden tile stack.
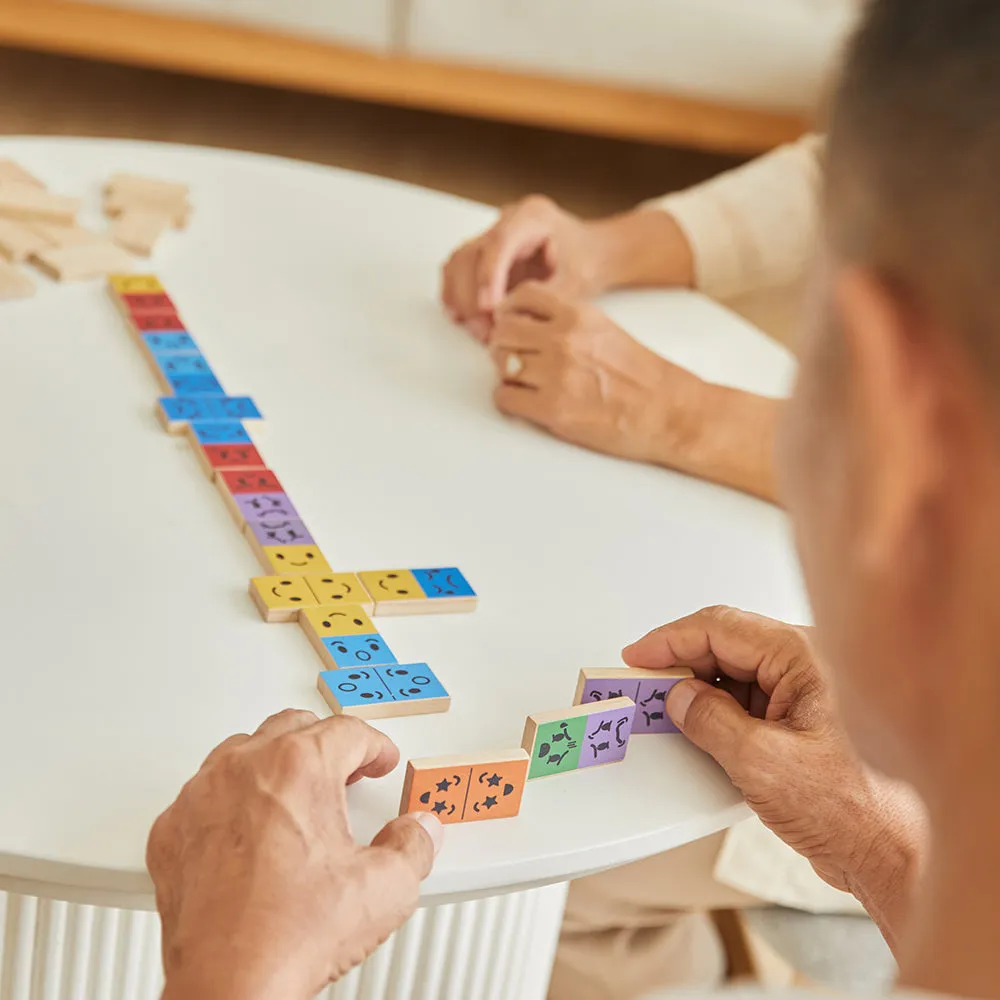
[104,173,191,257]
[0,160,192,298]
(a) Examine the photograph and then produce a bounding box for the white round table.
[0,137,805,1000]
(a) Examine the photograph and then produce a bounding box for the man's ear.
[834,266,945,571]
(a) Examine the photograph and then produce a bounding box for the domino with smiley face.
[357,567,477,615]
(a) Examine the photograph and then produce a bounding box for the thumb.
[369,812,442,880]
[667,679,761,776]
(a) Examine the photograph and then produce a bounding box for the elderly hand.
[149,711,441,1000]
[441,196,694,342]
[489,282,780,499]
[625,607,926,949]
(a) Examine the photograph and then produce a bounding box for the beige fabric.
[644,134,825,351]
[550,831,762,1000]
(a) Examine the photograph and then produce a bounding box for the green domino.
[527,715,586,778]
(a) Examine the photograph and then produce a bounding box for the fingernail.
[666,681,698,727]
[467,317,489,342]
[409,811,444,855]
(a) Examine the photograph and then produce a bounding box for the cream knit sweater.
[649,134,825,350]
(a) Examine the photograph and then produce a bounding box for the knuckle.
[520,193,555,216]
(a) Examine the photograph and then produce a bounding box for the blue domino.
[158,396,262,424]
[188,421,253,445]
[155,353,215,378]
[142,332,198,354]
[318,663,448,712]
[167,374,226,396]
[322,633,397,668]
[411,568,476,598]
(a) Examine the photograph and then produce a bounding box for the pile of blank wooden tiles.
[107,273,476,724]
[0,162,190,298]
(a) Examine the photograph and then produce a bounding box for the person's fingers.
[666,679,766,778]
[494,383,551,427]
[442,242,484,325]
[476,207,554,312]
[305,714,401,784]
[467,316,492,343]
[495,280,562,321]
[491,313,551,351]
[252,708,320,742]
[623,606,808,694]
[344,814,442,953]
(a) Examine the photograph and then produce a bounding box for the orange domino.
[399,749,529,825]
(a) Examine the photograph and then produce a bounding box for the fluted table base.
[0,883,568,1000]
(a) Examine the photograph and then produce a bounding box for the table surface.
[0,137,807,903]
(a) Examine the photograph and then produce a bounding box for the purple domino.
[245,518,314,546]
[579,701,635,768]
[235,492,301,527]
[633,676,686,734]
[580,675,685,734]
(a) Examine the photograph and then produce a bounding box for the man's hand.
[441,196,694,342]
[149,711,442,1000]
[625,607,926,949]
[490,283,780,500]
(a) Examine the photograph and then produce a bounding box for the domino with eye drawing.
[157,396,262,434]
[302,573,373,614]
[298,603,377,660]
[249,575,320,623]
[215,468,284,525]
[521,697,636,780]
[316,665,450,720]
[315,632,398,671]
[357,568,477,615]
[573,667,694,734]
[188,438,267,481]
[399,750,529,825]
[255,544,332,577]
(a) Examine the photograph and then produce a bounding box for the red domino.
[203,444,266,471]
[219,469,283,494]
[121,292,176,315]
[132,310,185,332]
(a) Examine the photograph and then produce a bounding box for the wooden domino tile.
[0,260,34,300]
[573,667,694,734]
[104,174,191,229]
[248,575,320,623]
[399,750,529,824]
[33,242,135,281]
[357,567,477,616]
[0,218,49,262]
[521,697,636,779]
[0,182,81,225]
[189,439,267,481]
[156,396,261,434]
[111,208,173,257]
[27,222,105,248]
[303,573,373,614]
[317,664,450,720]
[251,541,330,577]
[0,160,44,189]
[108,273,163,295]
[150,351,216,395]
[215,468,284,522]
[299,603,377,659]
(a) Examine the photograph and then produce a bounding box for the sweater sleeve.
[643,134,825,302]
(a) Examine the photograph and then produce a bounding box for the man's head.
[780,0,1000,799]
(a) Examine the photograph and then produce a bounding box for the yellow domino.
[357,569,425,615]
[248,576,320,623]
[107,273,163,294]
[299,603,377,662]
[256,545,332,576]
[303,573,373,614]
